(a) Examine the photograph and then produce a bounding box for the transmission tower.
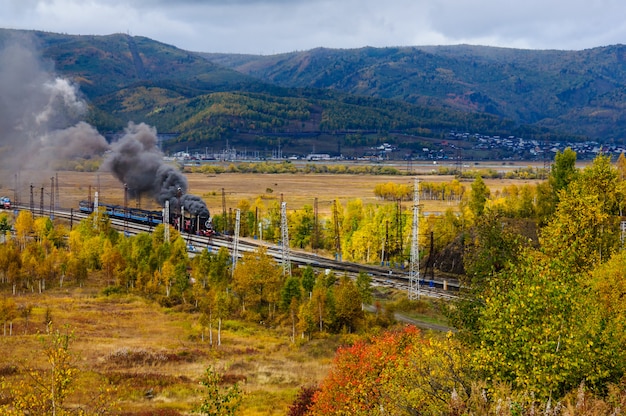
[49,177,54,217]
[222,188,227,234]
[55,173,59,209]
[93,191,99,229]
[408,178,420,300]
[29,184,34,214]
[281,202,291,277]
[333,200,342,261]
[14,173,18,207]
[39,186,44,216]
[163,200,170,243]
[232,209,241,276]
[312,198,319,250]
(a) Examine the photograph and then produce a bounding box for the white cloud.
[0,0,625,53]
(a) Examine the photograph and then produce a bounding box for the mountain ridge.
[0,28,622,159]
[200,44,626,140]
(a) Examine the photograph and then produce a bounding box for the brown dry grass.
[4,169,469,216]
[2,164,544,219]
[0,278,337,415]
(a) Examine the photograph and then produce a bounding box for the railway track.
[30,206,460,299]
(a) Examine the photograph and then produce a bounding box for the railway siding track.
[32,206,460,298]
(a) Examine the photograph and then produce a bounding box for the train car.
[78,200,212,236]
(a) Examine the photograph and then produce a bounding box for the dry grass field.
[0,278,340,415]
[3,165,543,218]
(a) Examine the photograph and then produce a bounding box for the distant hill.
[201,45,626,140]
[0,29,616,159]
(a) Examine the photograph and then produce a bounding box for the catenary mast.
[408,178,420,300]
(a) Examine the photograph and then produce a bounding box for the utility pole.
[281,202,291,277]
[409,178,420,300]
[232,209,241,276]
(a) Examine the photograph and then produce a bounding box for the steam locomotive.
[78,200,213,236]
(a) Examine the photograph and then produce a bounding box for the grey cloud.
[2,1,626,56]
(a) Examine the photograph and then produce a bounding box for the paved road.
[364,304,456,333]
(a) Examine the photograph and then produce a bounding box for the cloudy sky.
[1,0,626,54]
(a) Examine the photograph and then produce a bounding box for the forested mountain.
[2,28,621,157]
[202,45,626,140]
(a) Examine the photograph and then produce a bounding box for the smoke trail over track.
[0,34,209,217]
[102,122,210,216]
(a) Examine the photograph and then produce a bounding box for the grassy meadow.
[6,161,543,217]
[0,275,341,415]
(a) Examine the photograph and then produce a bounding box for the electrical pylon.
[281,202,291,277]
[408,177,420,300]
[93,191,99,229]
[163,200,170,243]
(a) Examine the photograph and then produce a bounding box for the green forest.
[2,150,626,414]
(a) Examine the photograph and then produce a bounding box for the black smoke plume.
[102,122,210,217]
[0,34,210,218]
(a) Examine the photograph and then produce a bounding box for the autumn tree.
[472,248,621,399]
[232,246,283,322]
[467,175,489,218]
[101,238,125,286]
[617,152,626,181]
[290,204,315,249]
[541,155,621,273]
[379,332,470,414]
[14,210,34,250]
[309,327,421,415]
[331,275,364,333]
[355,271,373,309]
[550,146,578,194]
[301,275,333,335]
[453,210,530,342]
[588,250,626,382]
[300,265,315,296]
[194,366,243,416]
[310,326,469,415]
[0,212,11,234]
[287,385,319,416]
[198,287,217,345]
[1,326,115,415]
[0,297,17,336]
